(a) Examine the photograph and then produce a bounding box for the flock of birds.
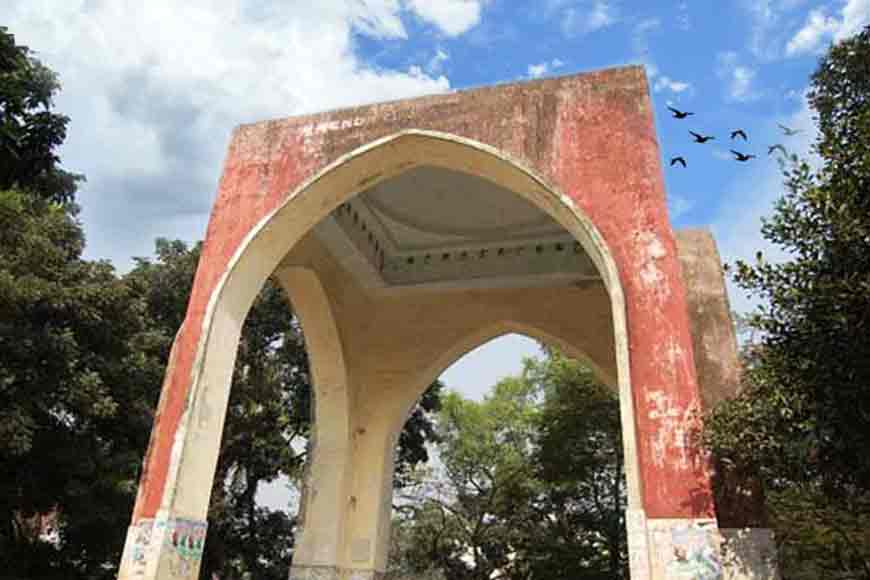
[666,106,801,168]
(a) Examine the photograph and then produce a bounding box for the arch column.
[276,267,354,576]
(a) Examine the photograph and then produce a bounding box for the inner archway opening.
[389,333,630,579]
[266,154,637,576]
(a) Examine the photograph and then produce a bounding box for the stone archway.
[117,67,731,580]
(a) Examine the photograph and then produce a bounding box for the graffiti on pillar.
[156,517,207,577]
[129,519,155,576]
[665,522,722,579]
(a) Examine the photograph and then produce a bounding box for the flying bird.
[768,144,788,156]
[778,123,802,136]
[670,156,687,167]
[730,150,756,162]
[690,131,715,143]
[668,106,694,119]
[730,129,748,141]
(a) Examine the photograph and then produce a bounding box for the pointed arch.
[388,317,641,510]
[146,129,637,525]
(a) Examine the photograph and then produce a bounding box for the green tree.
[526,351,627,579]
[0,27,151,580]
[0,26,81,204]
[389,350,625,580]
[392,378,540,580]
[707,25,870,579]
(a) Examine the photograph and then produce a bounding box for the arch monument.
[117,65,777,579]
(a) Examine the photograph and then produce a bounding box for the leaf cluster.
[0,27,82,205]
[389,351,627,580]
[706,25,870,579]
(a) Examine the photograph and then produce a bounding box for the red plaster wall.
[133,65,715,522]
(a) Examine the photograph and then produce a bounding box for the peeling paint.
[646,391,701,472]
[636,231,671,300]
[126,519,154,576]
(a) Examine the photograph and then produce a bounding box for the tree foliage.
[707,25,870,579]
[0,27,148,580]
[525,351,627,579]
[389,350,626,580]
[0,27,81,204]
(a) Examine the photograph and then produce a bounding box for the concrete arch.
[272,266,351,567]
[164,129,636,520]
[274,266,349,464]
[118,69,738,580]
[418,319,615,392]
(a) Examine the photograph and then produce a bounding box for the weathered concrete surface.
[675,229,741,410]
[289,566,383,580]
[118,65,731,580]
[676,228,769,531]
[720,528,781,580]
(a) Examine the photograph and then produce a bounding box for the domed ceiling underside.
[312,165,600,291]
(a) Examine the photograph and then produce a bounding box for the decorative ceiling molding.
[381,236,598,287]
[311,166,602,292]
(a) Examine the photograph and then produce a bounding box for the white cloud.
[427,47,450,74]
[632,25,692,97]
[587,1,618,30]
[839,0,870,38]
[349,0,409,38]
[631,17,661,54]
[6,1,452,270]
[745,0,781,58]
[716,51,761,102]
[528,63,549,78]
[653,75,691,94]
[405,0,486,36]
[645,61,693,96]
[786,8,842,55]
[526,58,566,79]
[743,0,812,60]
[561,1,619,37]
[731,66,758,100]
[786,0,870,56]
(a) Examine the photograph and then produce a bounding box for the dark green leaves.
[708,25,870,580]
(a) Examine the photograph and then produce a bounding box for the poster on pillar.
[156,517,207,577]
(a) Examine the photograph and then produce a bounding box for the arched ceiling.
[312,165,600,291]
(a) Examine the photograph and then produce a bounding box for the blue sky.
[6,0,869,402]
